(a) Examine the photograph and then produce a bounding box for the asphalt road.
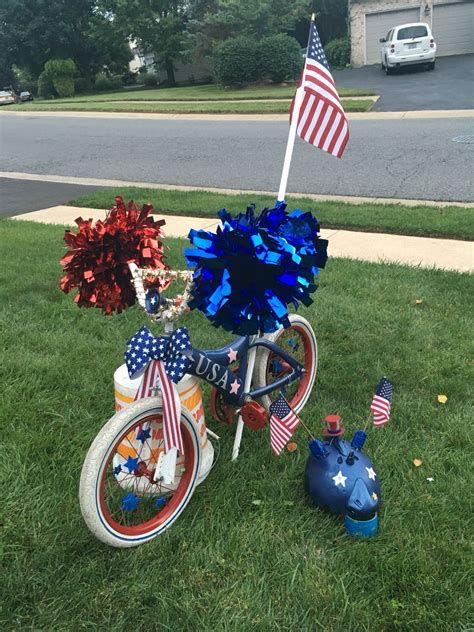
[0,177,104,216]
[333,54,474,111]
[1,114,473,203]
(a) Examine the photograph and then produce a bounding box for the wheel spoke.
[95,411,197,535]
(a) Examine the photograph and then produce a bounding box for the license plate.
[407,43,418,49]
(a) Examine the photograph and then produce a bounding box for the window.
[397,25,428,40]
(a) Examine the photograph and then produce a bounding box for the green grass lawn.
[8,97,373,114]
[0,218,471,630]
[13,84,375,103]
[69,187,474,240]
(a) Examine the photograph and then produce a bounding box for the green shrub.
[44,58,76,97]
[257,34,302,84]
[324,37,351,68]
[109,75,124,90]
[121,70,137,86]
[214,36,258,87]
[142,72,158,87]
[94,73,122,92]
[37,71,56,99]
[75,77,92,94]
[94,74,114,91]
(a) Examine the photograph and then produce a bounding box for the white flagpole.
[277,14,315,202]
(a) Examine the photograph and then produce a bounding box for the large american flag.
[370,377,393,426]
[269,394,301,455]
[291,21,349,158]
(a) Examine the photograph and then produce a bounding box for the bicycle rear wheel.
[254,314,317,413]
[79,399,201,548]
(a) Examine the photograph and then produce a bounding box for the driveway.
[333,54,474,111]
[0,177,104,216]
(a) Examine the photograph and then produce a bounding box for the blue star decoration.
[155,496,167,507]
[271,359,282,374]
[122,492,141,512]
[137,427,151,443]
[113,464,122,476]
[288,338,299,351]
[124,456,140,473]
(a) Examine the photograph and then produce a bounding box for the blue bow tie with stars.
[125,326,192,383]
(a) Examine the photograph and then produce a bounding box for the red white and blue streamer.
[126,326,192,454]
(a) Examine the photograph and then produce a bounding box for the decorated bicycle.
[57,16,379,548]
[60,198,327,547]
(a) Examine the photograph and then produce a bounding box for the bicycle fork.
[232,346,258,461]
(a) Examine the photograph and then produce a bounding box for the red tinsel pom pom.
[60,196,169,315]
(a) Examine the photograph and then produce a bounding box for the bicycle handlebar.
[128,263,194,324]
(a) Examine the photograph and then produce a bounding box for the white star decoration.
[227,348,238,363]
[229,379,240,395]
[332,470,347,487]
[366,467,377,480]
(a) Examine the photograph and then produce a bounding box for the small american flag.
[371,378,393,426]
[291,21,349,158]
[269,394,300,455]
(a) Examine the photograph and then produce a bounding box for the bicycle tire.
[79,399,201,548]
[254,314,318,413]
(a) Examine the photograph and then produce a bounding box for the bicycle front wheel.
[254,313,318,413]
[79,399,201,548]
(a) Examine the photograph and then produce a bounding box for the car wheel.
[384,61,392,75]
[427,61,435,71]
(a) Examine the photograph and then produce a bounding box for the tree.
[187,0,308,59]
[44,59,77,97]
[101,0,189,86]
[0,0,131,82]
[293,0,348,47]
[0,52,15,90]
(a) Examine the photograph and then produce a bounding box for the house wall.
[350,0,469,66]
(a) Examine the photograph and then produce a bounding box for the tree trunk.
[164,56,176,86]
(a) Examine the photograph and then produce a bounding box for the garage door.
[365,8,421,64]
[432,2,474,56]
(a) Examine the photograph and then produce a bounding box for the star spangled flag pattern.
[125,326,192,383]
[290,21,349,158]
[269,394,301,455]
[371,377,393,426]
[126,326,192,454]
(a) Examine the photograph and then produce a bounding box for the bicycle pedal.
[241,402,267,431]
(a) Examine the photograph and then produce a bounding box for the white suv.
[380,23,436,74]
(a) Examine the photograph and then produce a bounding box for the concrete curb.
[1,171,473,208]
[11,205,473,274]
[1,109,472,121]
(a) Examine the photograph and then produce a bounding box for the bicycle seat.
[198,336,248,365]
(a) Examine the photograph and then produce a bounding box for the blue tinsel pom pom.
[185,202,328,335]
